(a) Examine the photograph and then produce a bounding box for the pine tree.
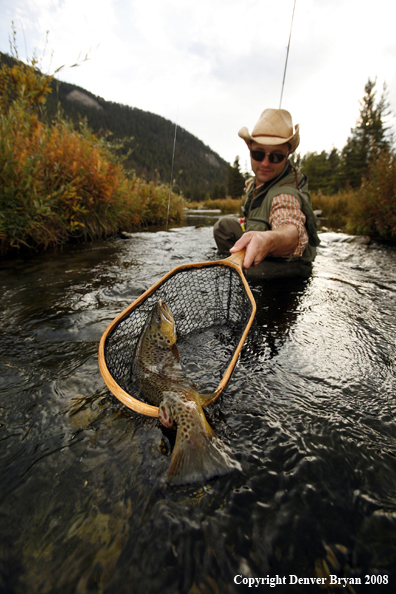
[301,148,342,194]
[341,78,391,188]
[227,157,246,198]
[211,183,226,199]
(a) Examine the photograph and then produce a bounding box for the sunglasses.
[250,149,289,164]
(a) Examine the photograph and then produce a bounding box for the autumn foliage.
[0,54,184,255]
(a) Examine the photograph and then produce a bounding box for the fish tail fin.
[164,395,240,486]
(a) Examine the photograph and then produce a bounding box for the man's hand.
[229,225,299,269]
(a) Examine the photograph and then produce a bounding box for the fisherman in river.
[213,108,320,277]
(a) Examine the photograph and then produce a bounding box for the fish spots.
[132,301,234,484]
[159,403,173,429]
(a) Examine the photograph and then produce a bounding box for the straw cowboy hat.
[238,108,300,153]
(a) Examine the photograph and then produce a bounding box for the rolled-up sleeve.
[269,194,309,257]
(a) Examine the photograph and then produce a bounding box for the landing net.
[100,254,256,416]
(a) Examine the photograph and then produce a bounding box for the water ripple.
[1,228,396,591]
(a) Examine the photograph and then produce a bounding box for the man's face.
[250,141,290,185]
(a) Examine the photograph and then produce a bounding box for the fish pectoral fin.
[195,389,219,406]
[171,343,180,362]
[167,401,240,486]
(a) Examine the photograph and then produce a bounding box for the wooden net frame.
[98,250,256,417]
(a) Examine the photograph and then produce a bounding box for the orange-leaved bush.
[0,54,184,255]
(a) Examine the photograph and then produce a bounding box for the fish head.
[144,300,177,349]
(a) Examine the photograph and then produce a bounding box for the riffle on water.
[1,224,396,593]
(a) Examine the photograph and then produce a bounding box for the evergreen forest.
[299,78,393,194]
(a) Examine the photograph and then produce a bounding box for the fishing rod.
[166,105,179,232]
[279,0,296,109]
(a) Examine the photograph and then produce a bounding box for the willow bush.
[0,54,184,256]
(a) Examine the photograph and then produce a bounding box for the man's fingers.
[243,243,257,269]
[230,231,272,269]
[230,232,251,252]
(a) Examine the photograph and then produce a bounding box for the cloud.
[1,0,395,165]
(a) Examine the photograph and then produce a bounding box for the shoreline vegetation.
[196,160,396,243]
[0,49,185,257]
[1,49,395,258]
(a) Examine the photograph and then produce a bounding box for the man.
[213,108,319,273]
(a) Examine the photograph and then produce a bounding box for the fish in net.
[99,250,256,416]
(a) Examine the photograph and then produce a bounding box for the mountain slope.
[48,78,228,200]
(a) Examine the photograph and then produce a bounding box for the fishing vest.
[243,163,320,262]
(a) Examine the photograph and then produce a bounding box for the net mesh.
[103,263,254,401]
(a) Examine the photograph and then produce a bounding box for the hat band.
[252,133,292,141]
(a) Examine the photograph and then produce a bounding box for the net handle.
[226,249,245,268]
[202,249,256,404]
[98,249,255,417]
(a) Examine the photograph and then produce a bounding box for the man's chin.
[256,172,275,183]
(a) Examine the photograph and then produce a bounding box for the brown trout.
[132,300,239,485]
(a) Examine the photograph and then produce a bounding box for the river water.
[1,213,396,593]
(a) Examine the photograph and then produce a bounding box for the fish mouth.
[157,300,174,324]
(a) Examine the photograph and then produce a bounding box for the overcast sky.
[1,0,395,171]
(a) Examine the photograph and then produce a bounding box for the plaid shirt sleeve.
[269,194,309,257]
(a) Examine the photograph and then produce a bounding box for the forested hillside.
[0,52,228,200]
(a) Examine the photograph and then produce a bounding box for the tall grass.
[188,196,243,213]
[311,191,350,229]
[312,150,396,241]
[0,53,184,256]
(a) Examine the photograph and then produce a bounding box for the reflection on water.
[1,222,396,593]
